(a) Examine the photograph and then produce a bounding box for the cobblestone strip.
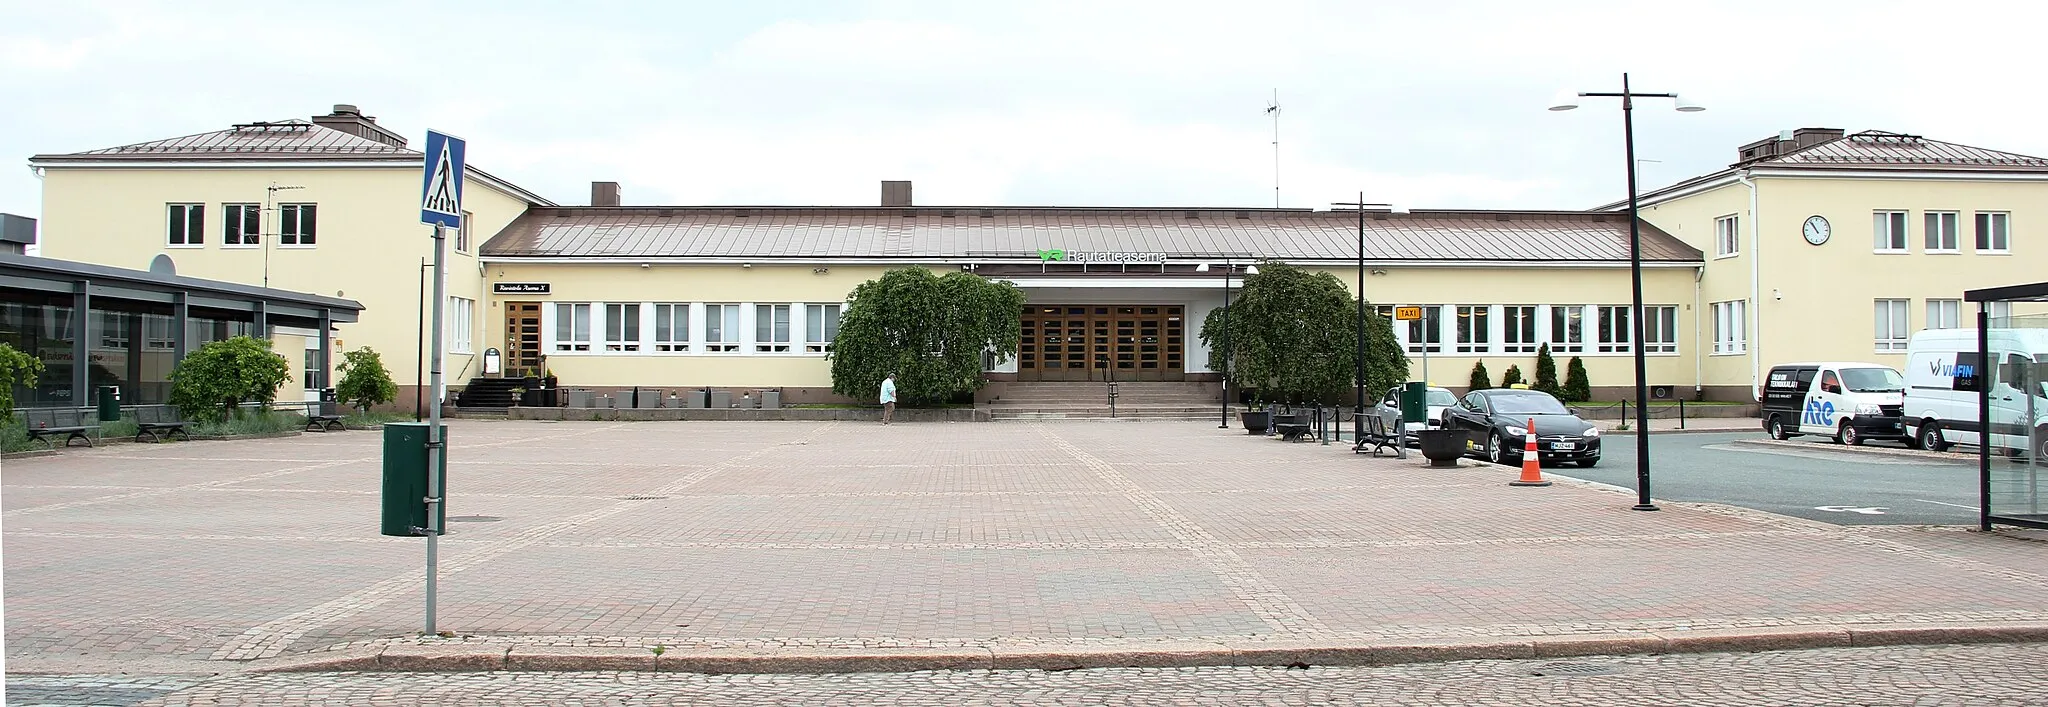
[1034,425,1330,635]
[208,423,841,662]
[1,459,361,518]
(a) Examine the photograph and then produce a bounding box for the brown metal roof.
[1760,130,2048,171]
[480,207,1702,263]
[33,120,418,162]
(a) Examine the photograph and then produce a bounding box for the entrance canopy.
[1965,281,2048,530]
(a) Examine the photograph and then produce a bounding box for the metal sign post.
[418,130,465,635]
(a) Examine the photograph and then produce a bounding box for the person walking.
[879,373,897,424]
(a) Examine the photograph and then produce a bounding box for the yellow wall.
[37,166,533,398]
[1637,181,1757,392]
[1313,265,1703,393]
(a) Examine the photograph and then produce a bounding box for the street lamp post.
[1550,73,1703,512]
[1217,259,1234,428]
[1332,195,1391,438]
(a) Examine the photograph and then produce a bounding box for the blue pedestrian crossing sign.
[419,130,465,228]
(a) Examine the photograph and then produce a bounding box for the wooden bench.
[133,405,193,443]
[1353,414,1399,457]
[20,408,98,448]
[303,401,346,432]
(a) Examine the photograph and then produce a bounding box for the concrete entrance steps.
[987,382,1224,420]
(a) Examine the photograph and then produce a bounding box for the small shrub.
[1532,344,1561,397]
[336,347,399,414]
[1501,364,1525,388]
[1467,361,1492,392]
[169,337,291,423]
[1562,356,1592,403]
[0,342,46,422]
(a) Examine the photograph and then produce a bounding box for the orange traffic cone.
[1510,416,1551,487]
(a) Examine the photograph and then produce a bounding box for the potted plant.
[1416,428,1470,468]
[507,386,527,406]
[1239,390,1271,435]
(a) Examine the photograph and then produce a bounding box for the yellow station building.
[19,106,2045,409]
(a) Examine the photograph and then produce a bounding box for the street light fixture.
[1333,194,1391,438]
[1202,261,1257,428]
[1549,73,1703,512]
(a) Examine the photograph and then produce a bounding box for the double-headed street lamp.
[1549,73,1703,512]
[1332,194,1390,429]
[1199,260,1257,428]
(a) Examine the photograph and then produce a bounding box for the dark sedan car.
[1442,389,1603,467]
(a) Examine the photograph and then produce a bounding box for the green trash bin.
[97,385,121,423]
[381,422,447,537]
[1400,381,1429,425]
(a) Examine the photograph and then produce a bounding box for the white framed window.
[167,203,204,246]
[1454,305,1490,354]
[1548,305,1585,353]
[604,303,640,351]
[279,204,316,246]
[1643,306,1678,354]
[755,304,792,352]
[1596,305,1632,354]
[456,210,473,253]
[705,304,741,352]
[805,303,840,353]
[1925,299,1961,330]
[1715,214,1739,258]
[1975,211,2010,253]
[553,302,591,352]
[1988,301,2013,325]
[1873,210,1908,252]
[1874,299,1910,351]
[1405,305,1442,354]
[1923,211,1958,253]
[96,311,131,350]
[1712,300,1746,355]
[144,315,175,350]
[448,296,474,354]
[223,203,261,246]
[1502,305,1538,354]
[654,303,690,352]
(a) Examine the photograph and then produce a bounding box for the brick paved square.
[5,419,2046,675]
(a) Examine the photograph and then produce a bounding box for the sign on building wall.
[1394,306,1423,321]
[1036,249,1167,265]
[492,282,551,294]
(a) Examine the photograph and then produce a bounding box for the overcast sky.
[5,0,2045,221]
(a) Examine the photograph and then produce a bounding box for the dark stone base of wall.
[508,407,991,422]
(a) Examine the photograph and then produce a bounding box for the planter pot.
[1416,429,1470,468]
[1240,410,1271,435]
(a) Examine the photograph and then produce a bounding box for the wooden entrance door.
[504,302,543,377]
[1017,305,1184,382]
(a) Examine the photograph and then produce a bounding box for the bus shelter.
[1967,282,2048,530]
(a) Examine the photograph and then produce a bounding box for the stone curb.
[250,623,2048,674]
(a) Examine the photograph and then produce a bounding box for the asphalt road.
[1553,431,1984,526]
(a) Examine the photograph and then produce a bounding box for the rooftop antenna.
[1266,89,1281,208]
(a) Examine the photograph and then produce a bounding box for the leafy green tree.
[830,267,1026,406]
[336,347,398,413]
[1532,343,1561,396]
[1467,361,1492,392]
[1501,364,1525,388]
[168,336,291,422]
[1199,263,1407,405]
[0,342,46,421]
[1562,356,1592,403]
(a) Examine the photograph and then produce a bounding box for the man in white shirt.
[880,373,897,425]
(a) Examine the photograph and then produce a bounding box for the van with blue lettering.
[1902,328,2048,457]
[1761,362,1909,445]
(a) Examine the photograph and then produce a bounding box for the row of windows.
[1373,304,1680,356]
[549,301,842,354]
[1712,211,2013,258]
[162,203,475,251]
[1872,210,2008,253]
[1874,299,2014,351]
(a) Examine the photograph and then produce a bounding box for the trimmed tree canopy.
[168,336,291,422]
[830,267,1026,406]
[1199,263,1407,404]
[336,347,398,412]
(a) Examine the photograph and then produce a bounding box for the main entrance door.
[504,301,544,377]
[1018,305,1184,381]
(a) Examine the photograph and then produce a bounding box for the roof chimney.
[591,181,622,207]
[310,104,408,148]
[881,180,912,207]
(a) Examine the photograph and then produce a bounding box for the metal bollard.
[1678,398,1687,430]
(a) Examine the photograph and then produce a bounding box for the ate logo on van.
[1803,399,1837,427]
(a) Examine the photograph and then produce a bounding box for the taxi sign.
[1393,306,1423,321]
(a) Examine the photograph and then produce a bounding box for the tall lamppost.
[1201,260,1257,428]
[1550,73,1703,512]
[1334,194,1391,433]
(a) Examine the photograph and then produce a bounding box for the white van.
[1760,362,1908,445]
[1902,328,2048,457]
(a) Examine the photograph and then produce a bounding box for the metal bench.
[134,405,193,443]
[1353,414,1399,457]
[20,408,98,448]
[302,401,346,432]
[1273,413,1311,442]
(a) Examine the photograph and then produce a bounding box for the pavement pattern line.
[0,459,361,518]
[1033,424,1331,636]
[207,422,842,662]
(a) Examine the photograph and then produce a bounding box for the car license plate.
[1552,442,1576,451]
